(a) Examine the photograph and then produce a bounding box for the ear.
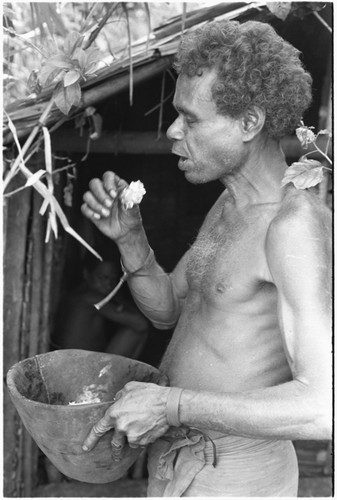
[240,106,266,142]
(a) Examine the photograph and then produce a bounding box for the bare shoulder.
[265,186,332,303]
[268,185,331,246]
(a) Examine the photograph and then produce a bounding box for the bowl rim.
[6,349,161,409]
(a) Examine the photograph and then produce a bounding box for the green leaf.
[53,82,81,115]
[67,82,81,107]
[85,47,103,66]
[49,54,74,69]
[72,48,87,69]
[53,83,69,115]
[267,2,292,20]
[281,159,324,190]
[317,129,331,137]
[39,64,63,87]
[64,32,84,56]
[83,62,99,76]
[64,70,81,87]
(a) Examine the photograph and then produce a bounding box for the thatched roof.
[3,2,271,145]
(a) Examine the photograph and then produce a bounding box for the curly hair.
[173,20,312,138]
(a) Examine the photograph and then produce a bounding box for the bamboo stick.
[28,189,44,358]
[50,130,332,160]
[3,174,32,496]
[40,236,55,353]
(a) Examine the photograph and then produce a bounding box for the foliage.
[266,2,326,21]
[3,1,194,257]
[39,32,104,114]
[281,123,332,190]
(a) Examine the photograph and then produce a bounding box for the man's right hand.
[81,171,143,242]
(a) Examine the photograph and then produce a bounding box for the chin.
[184,171,210,185]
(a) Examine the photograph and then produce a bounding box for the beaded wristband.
[166,387,184,427]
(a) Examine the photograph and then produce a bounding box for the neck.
[221,137,287,207]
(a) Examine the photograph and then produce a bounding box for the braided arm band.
[166,387,184,427]
[120,247,155,277]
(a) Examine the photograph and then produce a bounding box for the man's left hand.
[82,382,171,458]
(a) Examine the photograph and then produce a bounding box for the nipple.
[216,283,225,293]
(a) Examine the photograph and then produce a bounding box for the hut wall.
[3,155,61,497]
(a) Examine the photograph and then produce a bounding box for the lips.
[178,157,189,169]
[172,150,189,168]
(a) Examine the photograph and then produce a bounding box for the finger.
[111,430,126,461]
[88,178,116,208]
[82,192,112,218]
[82,418,113,452]
[102,172,128,198]
[157,373,170,387]
[81,202,102,221]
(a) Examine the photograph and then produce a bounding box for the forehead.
[174,69,218,109]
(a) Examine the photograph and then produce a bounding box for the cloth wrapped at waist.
[147,427,298,497]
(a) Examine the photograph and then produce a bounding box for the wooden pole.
[51,130,171,154]
[51,129,332,159]
[4,57,173,145]
[3,176,32,497]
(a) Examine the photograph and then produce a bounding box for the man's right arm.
[81,171,188,330]
[119,232,189,329]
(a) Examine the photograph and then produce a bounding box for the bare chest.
[186,209,272,301]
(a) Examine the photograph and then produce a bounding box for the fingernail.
[82,445,88,452]
[101,208,110,217]
[110,189,117,197]
[93,213,101,220]
[105,198,113,207]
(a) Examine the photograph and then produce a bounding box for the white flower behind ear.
[296,124,316,149]
[281,121,331,190]
[120,181,146,209]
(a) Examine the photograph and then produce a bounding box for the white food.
[98,364,112,378]
[120,181,146,209]
[68,384,103,405]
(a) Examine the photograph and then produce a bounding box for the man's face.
[167,69,245,184]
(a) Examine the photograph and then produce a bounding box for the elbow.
[149,306,181,330]
[316,404,332,440]
[308,396,332,440]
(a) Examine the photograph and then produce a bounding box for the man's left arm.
[178,205,332,440]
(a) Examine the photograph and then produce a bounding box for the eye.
[185,116,197,125]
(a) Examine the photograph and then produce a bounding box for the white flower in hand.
[120,181,146,209]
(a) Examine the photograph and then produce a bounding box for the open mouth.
[178,156,189,168]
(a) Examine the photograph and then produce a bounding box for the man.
[80,19,332,497]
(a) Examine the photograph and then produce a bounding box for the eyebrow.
[173,101,197,118]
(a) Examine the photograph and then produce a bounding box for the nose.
[166,116,184,142]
